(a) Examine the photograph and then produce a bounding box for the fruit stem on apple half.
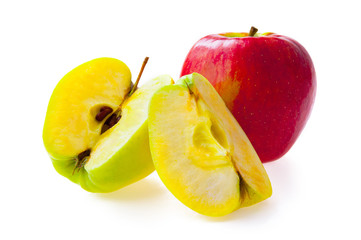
[72,57,149,175]
[128,57,149,96]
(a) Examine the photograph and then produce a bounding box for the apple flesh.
[148,73,272,216]
[43,57,173,192]
[181,28,316,162]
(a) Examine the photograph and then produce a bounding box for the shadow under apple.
[95,174,166,202]
[94,155,295,220]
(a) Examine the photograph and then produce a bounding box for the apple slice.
[43,57,173,192]
[148,73,272,216]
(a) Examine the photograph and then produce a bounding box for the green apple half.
[148,73,272,216]
[43,57,173,192]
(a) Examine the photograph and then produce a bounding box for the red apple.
[181,27,316,162]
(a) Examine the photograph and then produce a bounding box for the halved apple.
[43,57,173,192]
[148,73,272,216]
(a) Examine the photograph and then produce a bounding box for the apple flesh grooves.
[181,29,316,162]
[148,73,272,217]
[43,57,174,192]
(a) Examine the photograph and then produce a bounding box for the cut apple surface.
[148,73,272,216]
[43,57,173,192]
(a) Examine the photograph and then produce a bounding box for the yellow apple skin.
[148,73,271,216]
[43,57,173,192]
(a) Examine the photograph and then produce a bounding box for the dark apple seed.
[100,113,121,134]
[95,106,113,121]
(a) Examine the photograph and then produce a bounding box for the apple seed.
[101,113,121,134]
[95,106,113,121]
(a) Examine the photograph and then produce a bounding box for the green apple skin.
[50,121,153,192]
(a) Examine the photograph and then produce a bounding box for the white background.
[1,0,360,239]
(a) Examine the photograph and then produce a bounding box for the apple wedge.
[148,73,272,216]
[43,57,173,192]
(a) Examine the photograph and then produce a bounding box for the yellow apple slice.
[43,57,173,192]
[148,73,272,216]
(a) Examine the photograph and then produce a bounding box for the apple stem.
[129,57,149,97]
[249,26,258,37]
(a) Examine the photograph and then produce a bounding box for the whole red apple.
[181,27,316,162]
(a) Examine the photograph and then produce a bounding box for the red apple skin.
[181,33,316,162]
